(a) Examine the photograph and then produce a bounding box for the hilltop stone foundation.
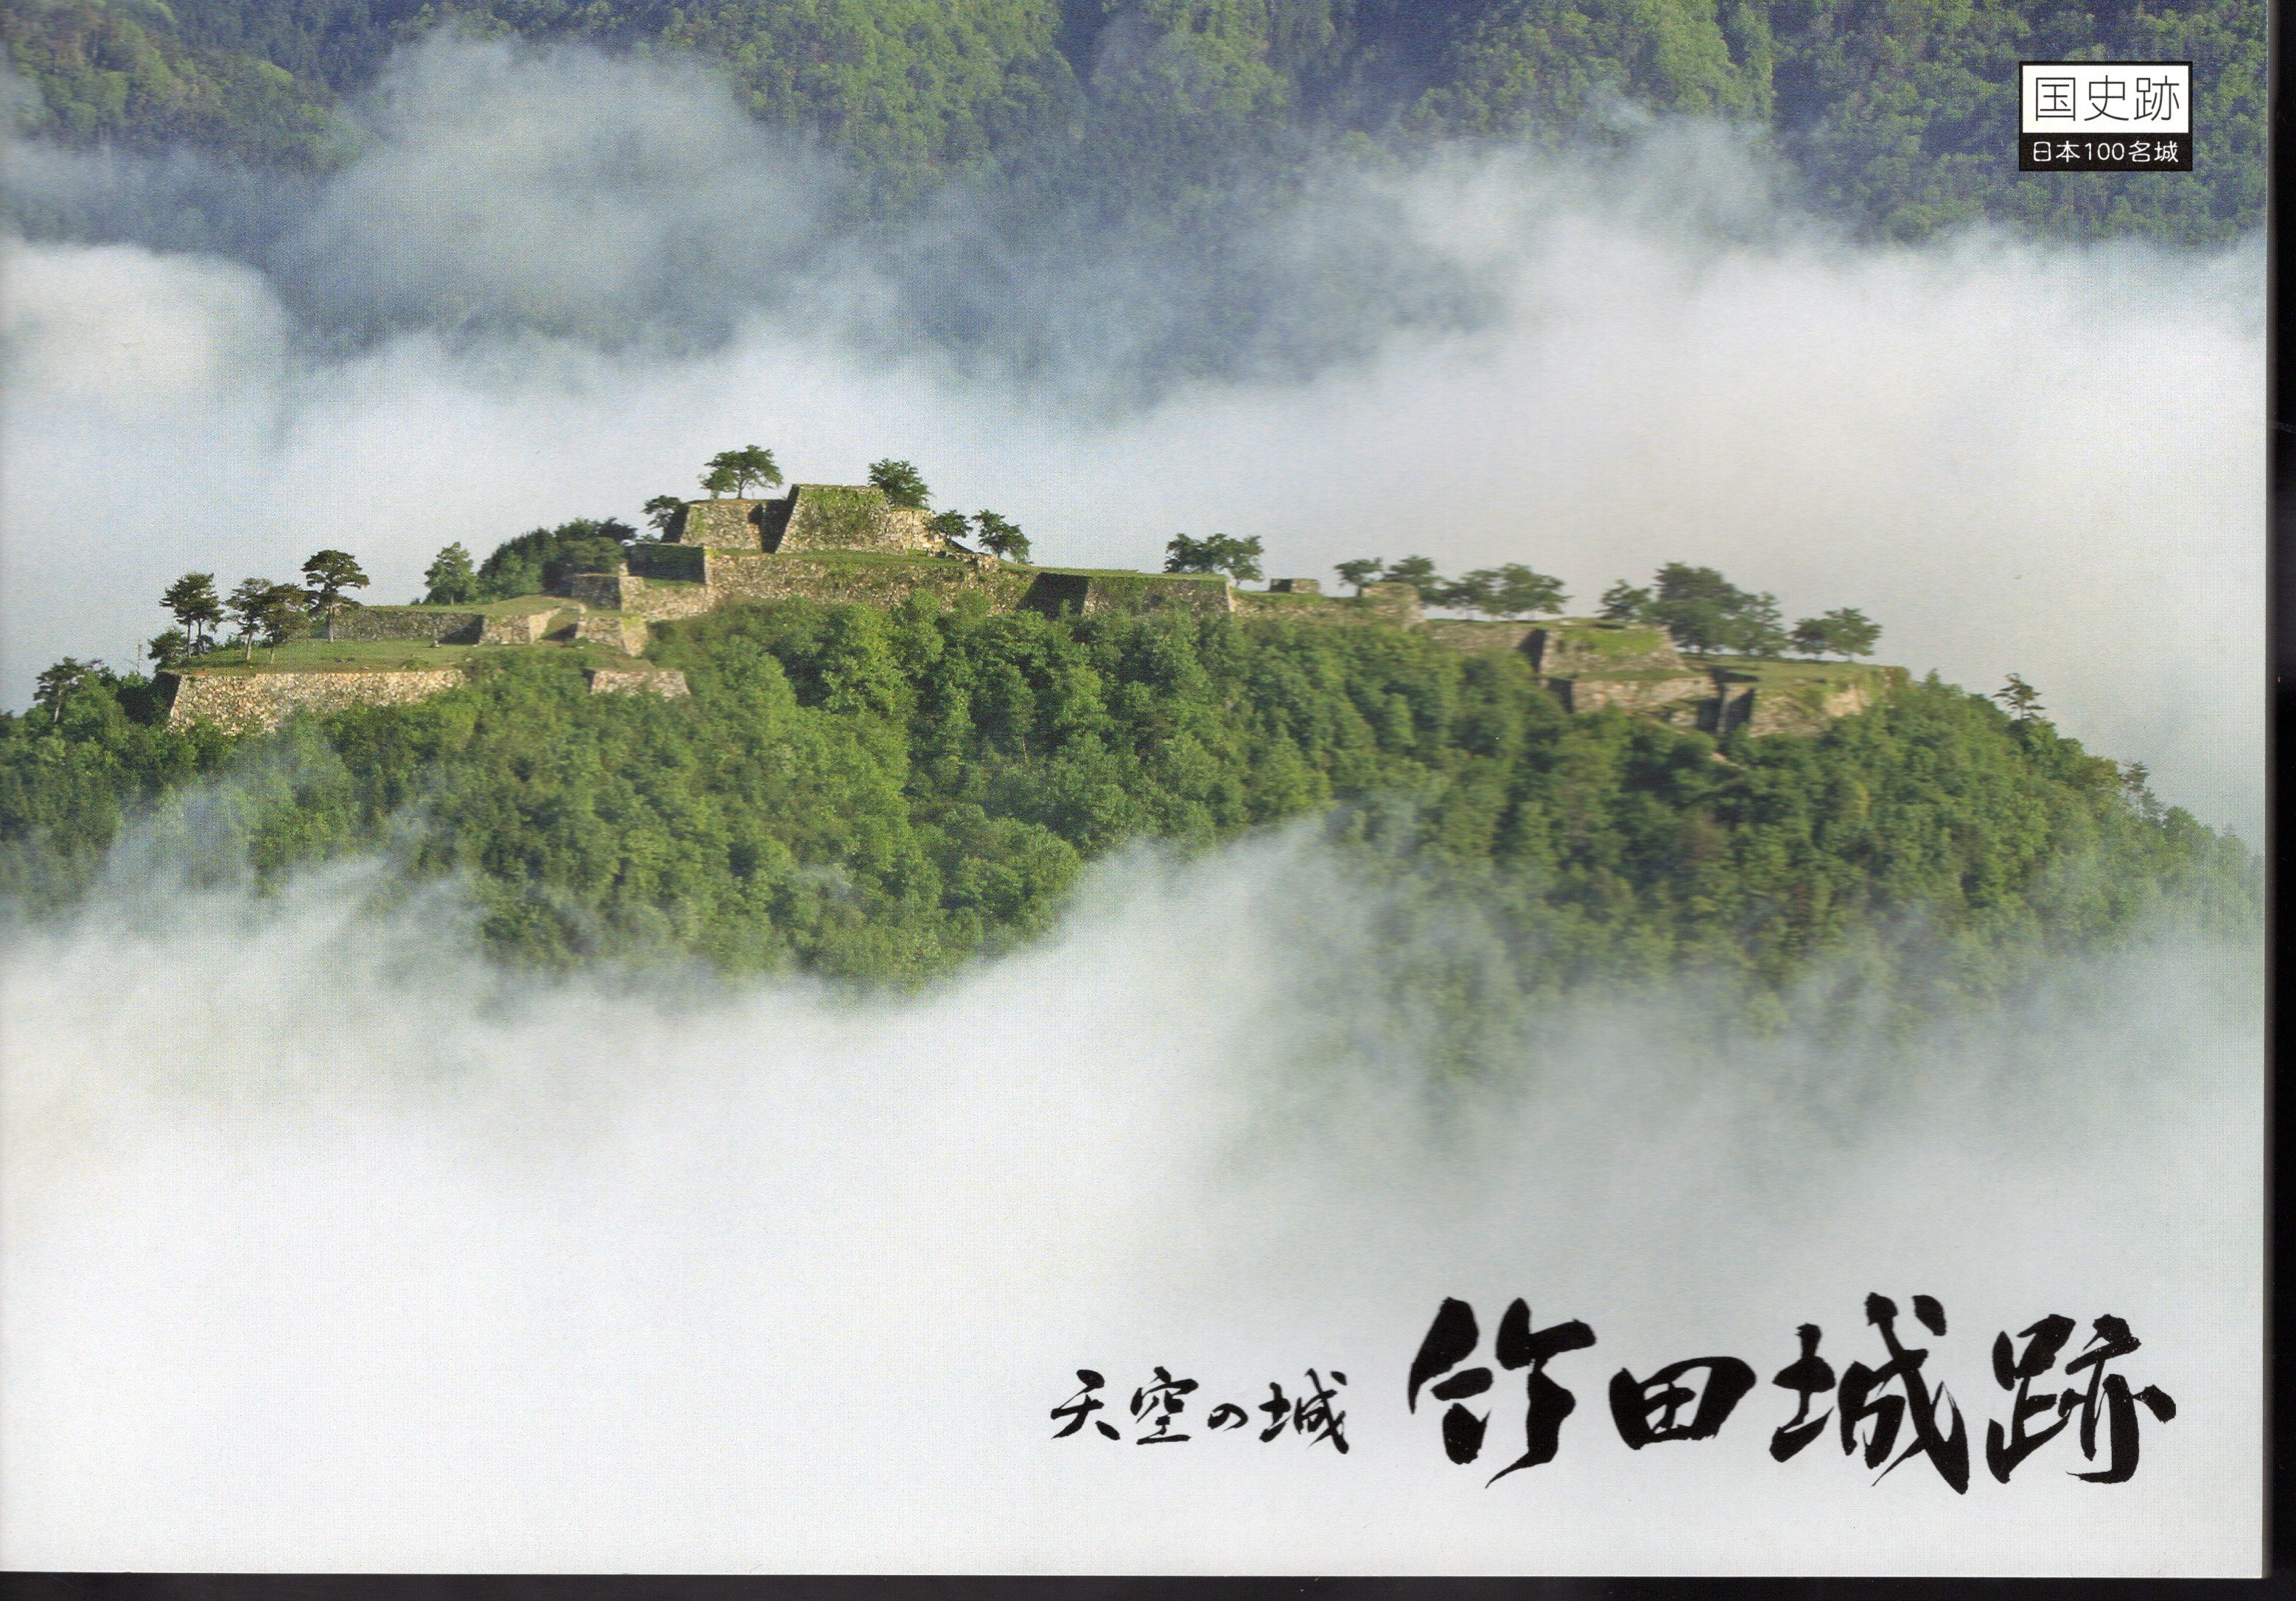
[169,485,1900,743]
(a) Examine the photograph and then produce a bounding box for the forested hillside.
[0,599,2255,1025]
[4,0,2265,242]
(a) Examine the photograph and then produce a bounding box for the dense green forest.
[0,596,2255,1029]
[4,0,2265,243]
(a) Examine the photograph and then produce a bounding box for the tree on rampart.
[1791,607,1881,660]
[972,511,1031,562]
[705,446,783,500]
[643,496,687,537]
[1164,533,1262,582]
[1647,563,1785,656]
[1598,564,1788,656]
[1445,563,1567,619]
[161,572,223,651]
[302,550,371,641]
[424,544,479,606]
[1600,581,1654,623]
[1334,558,1382,595]
[256,586,308,660]
[868,459,931,510]
[1380,555,1443,602]
[227,578,304,663]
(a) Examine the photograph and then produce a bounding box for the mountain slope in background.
[4,0,2266,242]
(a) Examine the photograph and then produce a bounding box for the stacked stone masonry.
[166,669,470,733]
[587,667,690,698]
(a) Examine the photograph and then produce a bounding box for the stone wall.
[1721,668,1905,737]
[566,572,720,623]
[774,485,939,556]
[701,552,1001,609]
[679,499,771,550]
[1418,619,1539,654]
[587,667,690,699]
[564,573,626,609]
[628,543,707,584]
[1360,581,1424,628]
[164,668,469,733]
[1051,572,1233,620]
[1524,621,1685,679]
[476,609,568,645]
[1558,674,1715,718]
[1231,583,1421,629]
[331,606,484,644]
[575,612,647,654]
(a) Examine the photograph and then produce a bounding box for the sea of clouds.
[0,34,2268,1573]
[0,827,2263,1572]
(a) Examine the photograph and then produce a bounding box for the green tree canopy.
[1995,673,2044,721]
[868,459,931,510]
[1600,581,1654,623]
[31,657,99,723]
[1644,563,1787,656]
[253,583,308,659]
[301,548,370,640]
[2,0,2260,246]
[472,518,633,600]
[1791,606,1882,660]
[145,629,192,671]
[225,578,279,662]
[161,572,223,649]
[423,543,480,606]
[971,510,1032,562]
[1381,555,1444,603]
[1445,562,1567,619]
[1334,558,1384,595]
[0,600,2255,1024]
[1163,532,1263,581]
[706,446,783,500]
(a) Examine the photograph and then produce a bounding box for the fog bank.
[0,832,2264,1573]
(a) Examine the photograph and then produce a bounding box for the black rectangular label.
[2019,133,2191,172]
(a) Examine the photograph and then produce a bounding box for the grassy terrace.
[1707,656,1899,687]
[179,638,626,674]
[1543,619,1673,657]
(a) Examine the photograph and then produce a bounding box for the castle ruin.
[160,483,1897,738]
